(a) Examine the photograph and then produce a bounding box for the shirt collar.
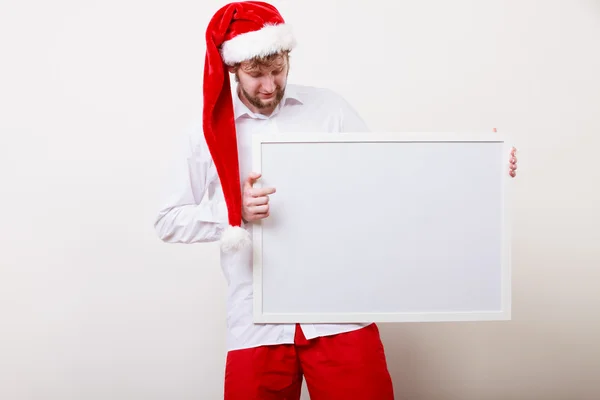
[233,83,303,120]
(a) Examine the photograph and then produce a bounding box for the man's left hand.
[509,147,517,178]
[494,128,518,178]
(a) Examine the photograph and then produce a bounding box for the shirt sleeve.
[153,120,229,243]
[337,93,371,133]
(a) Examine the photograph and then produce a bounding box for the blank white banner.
[252,132,512,323]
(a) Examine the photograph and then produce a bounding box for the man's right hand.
[242,172,276,223]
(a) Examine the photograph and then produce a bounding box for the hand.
[242,172,276,222]
[509,146,518,178]
[493,128,518,178]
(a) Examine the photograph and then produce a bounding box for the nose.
[261,75,276,93]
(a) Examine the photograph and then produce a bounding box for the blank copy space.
[253,134,509,322]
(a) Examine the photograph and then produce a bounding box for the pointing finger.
[252,186,276,197]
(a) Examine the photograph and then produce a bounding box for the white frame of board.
[251,132,512,324]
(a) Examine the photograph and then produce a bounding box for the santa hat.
[203,1,296,253]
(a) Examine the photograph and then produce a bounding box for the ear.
[227,65,237,74]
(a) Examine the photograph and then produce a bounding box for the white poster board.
[251,132,512,324]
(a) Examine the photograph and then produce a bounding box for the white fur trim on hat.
[220,23,296,65]
[220,225,252,253]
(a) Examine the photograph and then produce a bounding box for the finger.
[250,211,270,221]
[251,186,276,197]
[247,195,269,206]
[248,205,269,214]
[243,172,262,188]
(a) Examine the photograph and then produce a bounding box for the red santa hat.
[203,1,296,252]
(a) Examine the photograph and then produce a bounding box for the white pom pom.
[220,225,252,253]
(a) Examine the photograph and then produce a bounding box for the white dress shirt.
[154,83,372,351]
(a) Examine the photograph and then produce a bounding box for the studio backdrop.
[1,1,599,399]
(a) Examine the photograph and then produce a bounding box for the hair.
[230,50,290,75]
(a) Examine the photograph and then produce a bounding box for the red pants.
[224,323,394,399]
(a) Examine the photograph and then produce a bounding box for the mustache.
[241,86,285,109]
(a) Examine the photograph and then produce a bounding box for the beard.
[239,84,285,111]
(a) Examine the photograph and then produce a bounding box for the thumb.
[244,171,261,187]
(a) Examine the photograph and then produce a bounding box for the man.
[154,2,518,399]
[155,1,395,398]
